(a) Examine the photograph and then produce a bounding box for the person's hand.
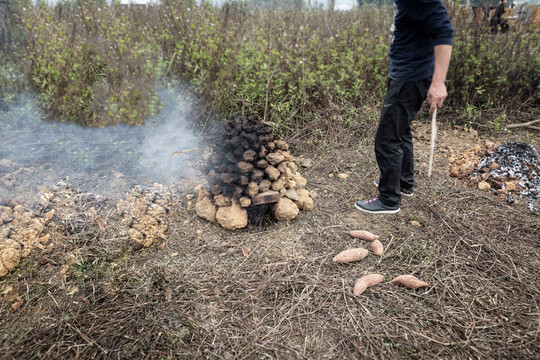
[427,81,447,114]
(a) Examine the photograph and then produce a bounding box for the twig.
[506,119,540,130]
[170,148,198,156]
[263,8,275,123]
[65,322,109,354]
[163,52,177,78]
[395,322,458,346]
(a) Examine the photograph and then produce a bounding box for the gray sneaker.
[374,179,414,197]
[355,196,400,214]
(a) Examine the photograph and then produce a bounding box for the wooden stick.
[428,108,437,178]
[170,148,198,156]
[506,119,540,130]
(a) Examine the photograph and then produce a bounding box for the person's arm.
[427,44,452,113]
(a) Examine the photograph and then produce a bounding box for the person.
[355,0,454,214]
[490,0,509,33]
[470,0,485,23]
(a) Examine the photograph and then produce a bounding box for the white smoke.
[0,87,200,202]
[138,88,199,183]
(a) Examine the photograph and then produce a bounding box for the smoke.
[138,88,199,183]
[0,87,200,202]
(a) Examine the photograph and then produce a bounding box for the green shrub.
[447,9,540,117]
[148,6,391,134]
[22,3,159,126]
[9,1,540,133]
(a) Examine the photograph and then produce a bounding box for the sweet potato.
[391,275,429,289]
[348,230,379,241]
[353,274,384,296]
[333,248,369,263]
[371,239,384,256]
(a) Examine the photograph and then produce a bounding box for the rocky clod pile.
[0,202,54,277]
[194,115,315,230]
[117,184,171,249]
[0,182,116,278]
[449,142,540,201]
[0,181,172,279]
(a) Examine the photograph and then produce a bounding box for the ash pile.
[450,142,540,202]
[194,115,315,230]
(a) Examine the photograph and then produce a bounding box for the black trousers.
[375,78,431,207]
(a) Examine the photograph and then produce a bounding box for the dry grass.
[0,122,539,360]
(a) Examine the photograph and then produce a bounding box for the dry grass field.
[1,116,538,359]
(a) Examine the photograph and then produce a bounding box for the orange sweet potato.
[371,239,384,256]
[391,275,429,289]
[348,230,379,241]
[333,248,369,263]
[353,274,384,296]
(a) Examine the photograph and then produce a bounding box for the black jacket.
[389,0,454,82]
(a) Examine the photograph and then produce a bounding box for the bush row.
[1,1,538,130]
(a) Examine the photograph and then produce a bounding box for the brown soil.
[0,121,539,359]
